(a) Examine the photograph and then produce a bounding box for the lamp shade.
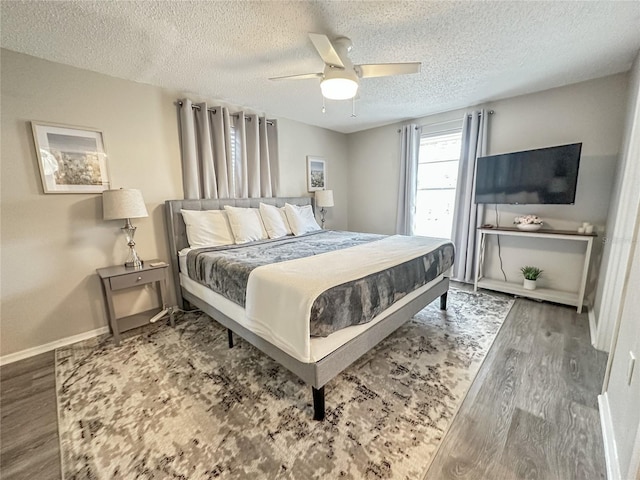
[103,188,148,220]
[315,189,334,208]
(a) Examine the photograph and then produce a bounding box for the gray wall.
[347,108,465,234]
[347,74,628,304]
[278,117,348,230]
[0,49,348,357]
[480,74,627,304]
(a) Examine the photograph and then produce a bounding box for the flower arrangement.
[520,266,543,280]
[514,215,543,226]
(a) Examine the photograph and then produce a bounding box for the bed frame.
[165,197,449,420]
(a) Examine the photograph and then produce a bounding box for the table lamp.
[102,188,148,268]
[315,189,334,228]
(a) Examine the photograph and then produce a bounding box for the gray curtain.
[451,110,488,283]
[179,99,278,199]
[396,124,421,235]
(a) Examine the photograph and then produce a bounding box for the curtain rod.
[176,101,274,125]
[421,110,495,129]
[398,110,495,133]
[419,118,462,129]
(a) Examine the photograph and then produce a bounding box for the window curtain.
[178,99,279,199]
[451,110,488,283]
[233,113,279,198]
[396,123,421,235]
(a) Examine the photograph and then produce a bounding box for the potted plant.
[520,266,543,290]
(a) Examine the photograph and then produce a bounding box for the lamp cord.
[495,203,507,282]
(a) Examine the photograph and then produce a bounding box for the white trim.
[599,393,621,480]
[589,308,599,349]
[628,427,640,480]
[595,54,640,355]
[0,326,109,366]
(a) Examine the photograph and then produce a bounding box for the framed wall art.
[31,121,111,194]
[307,156,326,192]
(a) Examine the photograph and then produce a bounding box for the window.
[414,131,462,239]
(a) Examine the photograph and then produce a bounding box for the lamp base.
[122,220,143,269]
[125,259,144,269]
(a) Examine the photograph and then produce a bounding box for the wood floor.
[0,297,607,480]
[1,351,60,480]
[425,299,608,480]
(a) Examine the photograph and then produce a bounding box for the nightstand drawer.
[109,267,166,291]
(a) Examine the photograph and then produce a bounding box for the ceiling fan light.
[320,77,359,100]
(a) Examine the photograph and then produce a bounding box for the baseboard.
[599,393,621,480]
[589,308,599,349]
[0,326,110,366]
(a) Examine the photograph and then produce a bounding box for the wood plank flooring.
[424,300,608,480]
[1,351,61,480]
[0,297,607,480]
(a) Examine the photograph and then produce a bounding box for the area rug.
[56,287,513,479]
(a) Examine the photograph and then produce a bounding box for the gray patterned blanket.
[186,231,454,336]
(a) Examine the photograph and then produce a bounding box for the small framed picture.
[307,156,326,192]
[31,121,111,194]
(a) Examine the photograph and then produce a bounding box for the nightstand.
[97,260,174,345]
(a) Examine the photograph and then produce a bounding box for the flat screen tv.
[475,143,582,205]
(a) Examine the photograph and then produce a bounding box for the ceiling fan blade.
[355,62,421,78]
[269,72,323,81]
[309,33,344,68]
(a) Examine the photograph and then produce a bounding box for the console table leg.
[100,277,120,346]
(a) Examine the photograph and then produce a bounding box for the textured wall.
[480,74,627,304]
[1,49,183,357]
[277,117,348,230]
[347,74,628,304]
[0,49,348,357]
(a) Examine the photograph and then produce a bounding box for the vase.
[523,279,537,290]
[517,224,542,231]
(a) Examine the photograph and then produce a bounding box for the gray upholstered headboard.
[164,197,313,308]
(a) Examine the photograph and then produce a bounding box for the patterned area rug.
[56,287,513,479]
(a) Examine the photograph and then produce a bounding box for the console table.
[474,227,596,313]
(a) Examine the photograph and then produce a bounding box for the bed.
[165,197,453,420]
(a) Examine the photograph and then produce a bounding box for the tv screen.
[475,143,582,205]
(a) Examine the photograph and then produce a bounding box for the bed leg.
[312,386,325,421]
[227,329,234,348]
[440,292,448,310]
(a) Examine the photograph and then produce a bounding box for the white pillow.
[284,203,321,236]
[223,206,268,244]
[259,203,292,239]
[180,209,234,248]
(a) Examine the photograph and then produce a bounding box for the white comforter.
[245,235,450,362]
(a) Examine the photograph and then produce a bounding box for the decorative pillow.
[259,203,292,239]
[180,209,234,248]
[223,206,268,244]
[284,203,321,236]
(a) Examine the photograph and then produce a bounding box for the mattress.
[184,231,454,338]
[178,232,454,363]
[180,272,444,363]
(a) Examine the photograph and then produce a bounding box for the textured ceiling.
[2,1,639,133]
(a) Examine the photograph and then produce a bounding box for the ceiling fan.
[269,33,421,101]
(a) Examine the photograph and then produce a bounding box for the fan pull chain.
[322,96,326,114]
[351,97,357,117]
